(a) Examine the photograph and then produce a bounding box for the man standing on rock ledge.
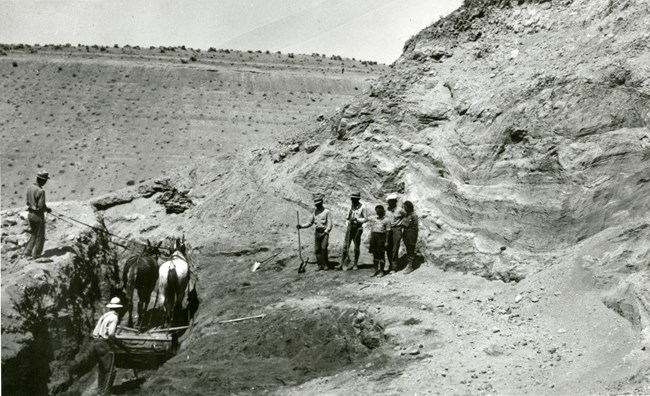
[337,192,369,271]
[297,194,333,271]
[23,170,52,259]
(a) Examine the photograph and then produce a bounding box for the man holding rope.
[23,171,52,259]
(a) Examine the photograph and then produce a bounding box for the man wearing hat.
[63,297,124,395]
[23,170,52,259]
[386,193,406,274]
[337,192,369,271]
[297,194,333,271]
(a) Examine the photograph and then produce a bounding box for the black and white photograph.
[2,0,650,394]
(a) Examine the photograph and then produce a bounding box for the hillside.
[0,45,385,206]
[2,0,650,395]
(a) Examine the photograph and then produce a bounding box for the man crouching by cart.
[57,297,124,395]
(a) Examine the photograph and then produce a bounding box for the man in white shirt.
[62,297,123,395]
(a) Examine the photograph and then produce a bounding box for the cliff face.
[266,0,649,280]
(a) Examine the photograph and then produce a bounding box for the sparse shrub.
[288,53,294,58]
[247,50,253,53]
[160,48,166,53]
[265,50,270,54]
[276,50,281,55]
[12,61,17,67]
[190,56,197,62]
[208,47,216,52]
[114,44,120,48]
[181,45,186,50]
[181,58,188,64]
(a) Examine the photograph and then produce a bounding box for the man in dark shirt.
[23,171,51,259]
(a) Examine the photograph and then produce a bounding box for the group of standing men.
[297,192,419,276]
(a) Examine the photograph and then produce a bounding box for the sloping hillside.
[0,45,385,206]
[2,1,650,395]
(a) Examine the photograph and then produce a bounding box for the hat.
[106,297,123,309]
[387,193,398,201]
[350,192,361,199]
[36,171,49,180]
[313,193,324,204]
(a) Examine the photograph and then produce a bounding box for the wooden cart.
[105,326,181,391]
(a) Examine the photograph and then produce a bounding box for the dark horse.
[122,240,162,328]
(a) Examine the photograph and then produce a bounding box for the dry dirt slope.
[0,45,384,206]
[2,0,650,395]
[196,0,649,394]
[106,0,649,394]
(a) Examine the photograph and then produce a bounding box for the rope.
[49,211,141,252]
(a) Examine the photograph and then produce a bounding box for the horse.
[122,240,162,328]
[157,236,190,326]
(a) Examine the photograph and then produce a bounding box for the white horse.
[157,236,190,326]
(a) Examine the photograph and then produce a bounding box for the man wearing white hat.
[23,170,52,259]
[64,297,123,395]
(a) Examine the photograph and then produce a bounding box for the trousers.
[71,339,115,394]
[402,228,418,269]
[314,229,330,269]
[386,228,402,271]
[341,224,363,267]
[24,212,45,257]
[369,232,387,271]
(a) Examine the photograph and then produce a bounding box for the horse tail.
[122,255,138,288]
[166,265,179,311]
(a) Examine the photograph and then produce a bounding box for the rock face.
[258,0,649,333]
[267,0,649,275]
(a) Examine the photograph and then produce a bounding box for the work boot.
[316,266,325,271]
[403,265,414,275]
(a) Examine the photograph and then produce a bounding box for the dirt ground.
[2,0,650,395]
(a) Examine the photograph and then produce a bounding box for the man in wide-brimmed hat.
[23,170,52,259]
[297,193,333,271]
[61,297,124,395]
[337,192,369,270]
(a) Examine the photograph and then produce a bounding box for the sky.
[0,0,462,64]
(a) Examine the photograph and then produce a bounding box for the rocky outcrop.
[257,0,650,291]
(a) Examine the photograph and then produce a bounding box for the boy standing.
[369,205,391,277]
